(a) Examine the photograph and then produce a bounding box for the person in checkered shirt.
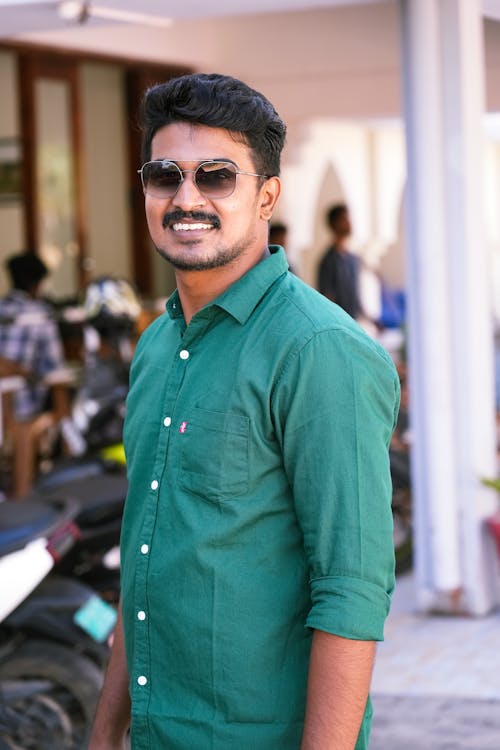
[0,252,65,420]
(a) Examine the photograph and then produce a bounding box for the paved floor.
[370,572,500,749]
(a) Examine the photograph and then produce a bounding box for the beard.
[153,238,250,272]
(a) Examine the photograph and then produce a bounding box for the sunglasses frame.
[137,159,269,199]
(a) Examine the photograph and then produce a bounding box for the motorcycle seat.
[40,475,128,527]
[0,496,78,556]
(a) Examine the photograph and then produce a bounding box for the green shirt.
[121,247,400,750]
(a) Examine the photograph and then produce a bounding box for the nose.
[172,170,206,210]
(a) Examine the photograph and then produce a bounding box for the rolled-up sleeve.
[273,326,400,641]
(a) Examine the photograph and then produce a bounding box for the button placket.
[132,331,198,716]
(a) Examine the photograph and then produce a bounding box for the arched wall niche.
[280,118,407,289]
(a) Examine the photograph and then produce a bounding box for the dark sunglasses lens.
[195,162,237,197]
[143,162,181,196]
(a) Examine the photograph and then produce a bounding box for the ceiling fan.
[58,0,173,26]
[0,0,173,29]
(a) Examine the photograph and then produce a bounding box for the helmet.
[83,276,141,334]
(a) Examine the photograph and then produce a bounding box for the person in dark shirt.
[269,221,296,274]
[317,203,361,319]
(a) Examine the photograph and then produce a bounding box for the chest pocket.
[179,407,249,502]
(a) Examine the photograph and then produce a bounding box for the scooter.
[0,492,116,750]
[37,471,128,604]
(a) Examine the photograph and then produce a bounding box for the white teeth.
[172,222,213,231]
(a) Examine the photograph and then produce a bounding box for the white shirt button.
[140,544,149,555]
[179,349,190,360]
[137,675,147,686]
[151,480,159,490]
[163,416,172,427]
[137,610,146,621]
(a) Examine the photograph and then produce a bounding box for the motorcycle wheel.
[0,639,103,750]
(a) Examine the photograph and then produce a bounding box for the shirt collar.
[166,246,288,325]
[166,290,184,320]
[214,246,288,324]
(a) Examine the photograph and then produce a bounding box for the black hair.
[269,221,287,234]
[140,73,286,177]
[326,203,348,228]
[269,222,288,243]
[6,252,48,292]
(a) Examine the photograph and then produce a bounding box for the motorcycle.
[37,472,128,604]
[0,492,116,749]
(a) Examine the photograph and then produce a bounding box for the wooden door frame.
[17,51,87,290]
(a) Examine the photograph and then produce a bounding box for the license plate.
[74,595,117,642]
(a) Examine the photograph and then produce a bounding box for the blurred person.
[89,73,399,750]
[0,251,65,421]
[269,220,297,274]
[269,220,288,248]
[317,203,361,319]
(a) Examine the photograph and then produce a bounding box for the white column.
[438,0,499,613]
[400,0,498,614]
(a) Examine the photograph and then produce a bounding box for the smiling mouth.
[162,211,221,232]
[171,222,214,232]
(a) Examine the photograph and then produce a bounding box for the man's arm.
[301,629,375,750]
[88,603,131,750]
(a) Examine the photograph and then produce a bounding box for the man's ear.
[259,176,281,221]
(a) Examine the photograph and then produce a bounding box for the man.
[89,73,399,750]
[317,203,361,319]
[269,221,297,274]
[268,221,288,249]
[0,251,65,420]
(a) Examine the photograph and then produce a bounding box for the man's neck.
[333,236,350,253]
[176,245,270,325]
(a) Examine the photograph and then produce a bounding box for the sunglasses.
[137,159,268,200]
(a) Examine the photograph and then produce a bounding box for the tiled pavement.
[370,572,500,749]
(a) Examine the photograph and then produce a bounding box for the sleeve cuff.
[306,575,393,641]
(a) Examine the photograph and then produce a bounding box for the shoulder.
[273,273,356,337]
[133,312,170,361]
[0,293,22,319]
[271,274,398,382]
[129,311,173,376]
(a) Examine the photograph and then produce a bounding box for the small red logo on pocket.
[179,421,188,433]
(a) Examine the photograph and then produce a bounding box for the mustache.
[162,210,221,229]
